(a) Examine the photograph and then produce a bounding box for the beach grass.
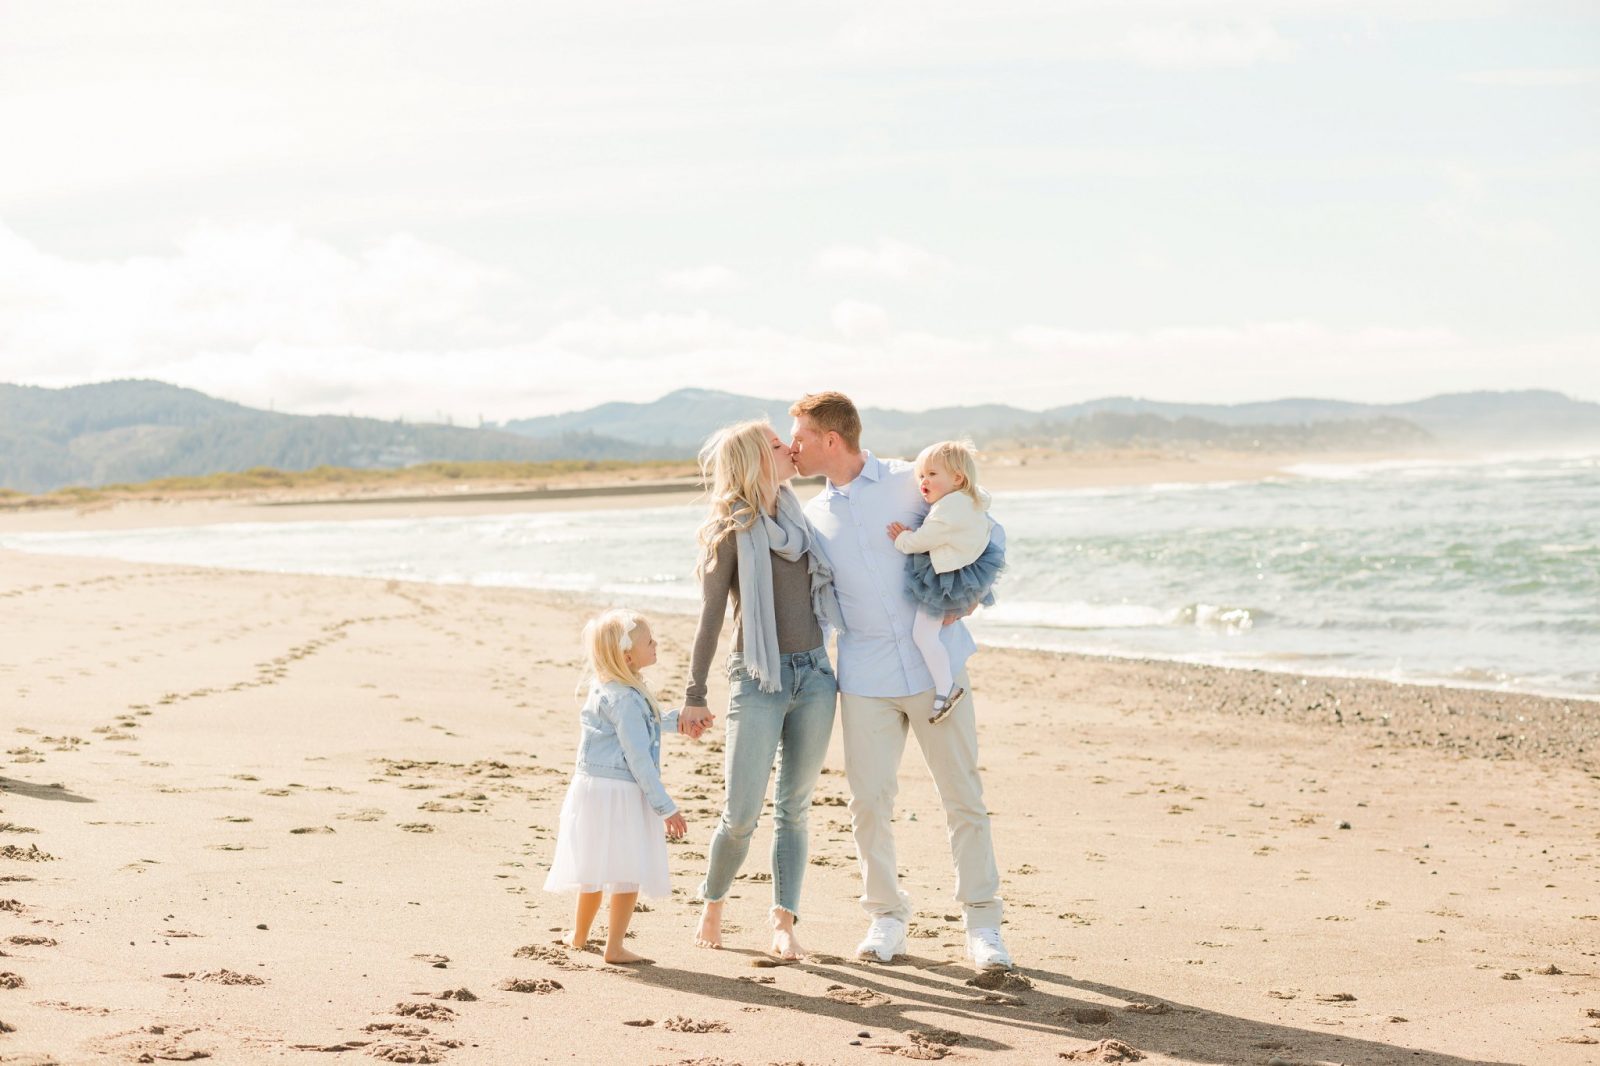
[2,458,701,508]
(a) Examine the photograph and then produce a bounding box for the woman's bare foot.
[604,947,651,965]
[769,910,804,960]
[694,901,724,949]
[770,927,803,960]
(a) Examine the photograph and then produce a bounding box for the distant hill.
[0,380,662,494]
[1037,390,1600,443]
[5,380,1598,493]
[499,387,1600,456]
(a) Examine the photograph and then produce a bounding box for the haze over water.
[4,453,1596,699]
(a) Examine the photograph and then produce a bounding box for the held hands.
[664,812,687,840]
[886,521,910,541]
[678,705,716,739]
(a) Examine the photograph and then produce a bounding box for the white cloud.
[1123,18,1293,69]
[832,300,893,342]
[658,264,746,294]
[812,238,955,287]
[0,222,521,380]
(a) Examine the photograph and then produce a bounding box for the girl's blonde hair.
[695,420,779,579]
[916,440,982,502]
[579,608,660,719]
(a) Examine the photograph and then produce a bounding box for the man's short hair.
[789,391,862,452]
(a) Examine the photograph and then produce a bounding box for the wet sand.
[1,547,1596,1064]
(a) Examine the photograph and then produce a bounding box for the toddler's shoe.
[929,686,965,724]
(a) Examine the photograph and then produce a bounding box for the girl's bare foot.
[604,947,651,964]
[694,901,724,949]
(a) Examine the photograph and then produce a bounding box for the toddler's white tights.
[912,607,955,700]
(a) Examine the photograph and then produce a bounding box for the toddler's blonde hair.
[915,440,982,503]
[579,608,660,719]
[695,420,779,578]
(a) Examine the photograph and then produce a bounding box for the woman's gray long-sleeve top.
[684,533,824,708]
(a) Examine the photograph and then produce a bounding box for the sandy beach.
[2,523,1597,1066]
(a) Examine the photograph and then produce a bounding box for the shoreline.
[3,544,1587,768]
[4,540,1597,709]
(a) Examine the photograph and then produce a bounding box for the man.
[790,391,1012,972]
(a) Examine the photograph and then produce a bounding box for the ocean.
[4,452,1596,699]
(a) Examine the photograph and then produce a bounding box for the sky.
[1,0,1597,422]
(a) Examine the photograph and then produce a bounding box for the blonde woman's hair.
[916,440,982,502]
[578,608,660,719]
[695,420,778,579]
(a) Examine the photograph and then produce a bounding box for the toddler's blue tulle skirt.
[905,538,1005,613]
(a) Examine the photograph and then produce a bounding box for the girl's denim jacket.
[573,680,681,817]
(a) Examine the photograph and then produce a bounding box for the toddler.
[886,440,1005,724]
[544,609,697,963]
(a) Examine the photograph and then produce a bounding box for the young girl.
[885,440,1005,724]
[544,609,695,963]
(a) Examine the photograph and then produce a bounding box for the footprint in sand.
[392,1002,456,1021]
[884,1028,962,1059]
[825,984,890,1007]
[498,978,562,994]
[512,945,581,971]
[163,970,266,986]
[366,1041,460,1062]
[363,1022,432,1038]
[660,1016,731,1033]
[1058,1038,1145,1063]
[967,971,1031,993]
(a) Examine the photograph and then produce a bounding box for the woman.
[686,420,842,960]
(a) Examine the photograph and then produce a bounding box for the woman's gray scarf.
[733,484,845,693]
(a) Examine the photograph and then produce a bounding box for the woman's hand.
[664,812,687,840]
[886,521,909,540]
[679,705,715,738]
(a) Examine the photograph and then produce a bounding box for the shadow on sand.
[0,776,95,803]
[622,946,1511,1065]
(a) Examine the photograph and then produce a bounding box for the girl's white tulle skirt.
[543,773,671,898]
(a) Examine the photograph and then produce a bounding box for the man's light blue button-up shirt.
[804,451,1000,699]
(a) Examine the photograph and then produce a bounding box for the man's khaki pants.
[840,670,1003,930]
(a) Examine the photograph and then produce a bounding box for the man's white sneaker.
[855,917,907,963]
[965,927,1014,971]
